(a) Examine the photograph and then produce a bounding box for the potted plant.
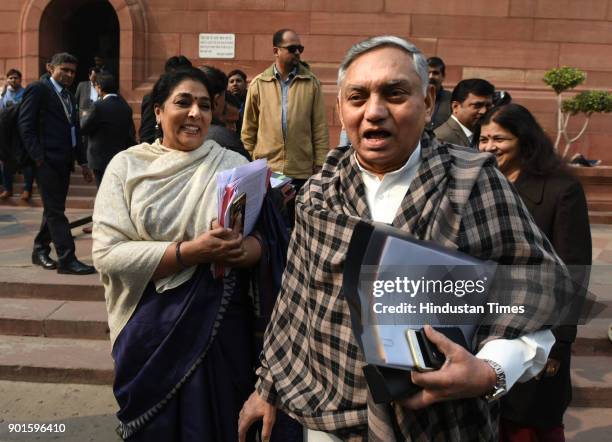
[543,66,612,159]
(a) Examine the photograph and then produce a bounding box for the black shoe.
[32,251,57,270]
[57,259,96,275]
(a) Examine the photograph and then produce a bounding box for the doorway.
[39,0,119,87]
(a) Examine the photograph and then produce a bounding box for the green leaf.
[543,67,586,94]
[562,90,612,115]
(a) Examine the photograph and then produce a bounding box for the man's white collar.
[451,115,473,140]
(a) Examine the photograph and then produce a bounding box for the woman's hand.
[181,220,262,267]
[536,358,561,380]
[181,223,243,265]
[221,235,262,267]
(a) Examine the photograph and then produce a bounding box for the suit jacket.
[80,94,136,171]
[434,116,471,147]
[75,81,97,122]
[206,123,251,161]
[18,78,85,164]
[501,170,592,426]
[138,93,156,144]
[429,88,452,130]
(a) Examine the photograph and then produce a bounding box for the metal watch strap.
[482,359,506,402]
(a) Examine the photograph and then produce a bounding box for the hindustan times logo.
[372,276,488,298]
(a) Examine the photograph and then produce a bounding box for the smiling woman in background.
[479,103,592,442]
[92,67,261,441]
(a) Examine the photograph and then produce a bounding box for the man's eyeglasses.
[278,45,304,54]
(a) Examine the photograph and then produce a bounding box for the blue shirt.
[273,65,297,140]
[0,87,24,111]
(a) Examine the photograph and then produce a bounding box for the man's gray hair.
[49,52,78,67]
[337,36,429,94]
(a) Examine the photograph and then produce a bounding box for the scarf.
[256,132,570,441]
[92,139,248,345]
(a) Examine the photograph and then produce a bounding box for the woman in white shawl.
[92,67,261,441]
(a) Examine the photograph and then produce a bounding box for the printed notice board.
[199,34,235,59]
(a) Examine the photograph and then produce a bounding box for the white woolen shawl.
[92,139,248,346]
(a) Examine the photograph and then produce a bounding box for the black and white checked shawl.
[256,132,568,441]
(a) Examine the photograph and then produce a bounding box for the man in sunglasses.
[241,28,328,220]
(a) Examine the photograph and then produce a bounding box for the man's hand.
[238,391,276,442]
[401,325,497,409]
[36,159,43,167]
[536,358,560,380]
[81,165,93,183]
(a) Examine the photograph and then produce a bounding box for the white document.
[216,159,268,235]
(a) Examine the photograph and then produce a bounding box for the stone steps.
[0,334,113,385]
[565,407,612,441]
[0,268,103,301]
[0,195,94,209]
[13,173,92,187]
[571,355,612,408]
[0,297,109,340]
[590,211,612,224]
[9,182,98,197]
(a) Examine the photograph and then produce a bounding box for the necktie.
[60,88,72,116]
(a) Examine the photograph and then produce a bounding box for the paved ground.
[0,206,611,441]
[0,381,119,442]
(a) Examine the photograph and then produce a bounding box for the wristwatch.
[482,359,506,402]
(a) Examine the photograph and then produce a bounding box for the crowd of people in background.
[0,30,595,442]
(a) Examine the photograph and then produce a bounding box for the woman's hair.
[480,103,564,176]
[150,67,211,109]
[150,67,212,139]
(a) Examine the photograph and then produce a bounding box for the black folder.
[342,221,496,403]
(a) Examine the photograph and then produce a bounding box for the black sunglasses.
[278,44,304,54]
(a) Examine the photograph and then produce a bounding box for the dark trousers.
[92,167,106,188]
[33,157,75,264]
[1,162,34,192]
[286,178,306,228]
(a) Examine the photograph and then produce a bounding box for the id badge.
[71,126,77,147]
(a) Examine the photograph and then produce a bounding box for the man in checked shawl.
[239,36,568,441]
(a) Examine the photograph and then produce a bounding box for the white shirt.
[89,81,99,102]
[355,146,554,390]
[451,114,474,144]
[49,76,63,94]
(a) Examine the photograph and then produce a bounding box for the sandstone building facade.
[1,0,611,160]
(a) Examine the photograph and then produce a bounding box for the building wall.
[1,0,611,160]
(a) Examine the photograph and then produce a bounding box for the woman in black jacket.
[479,103,592,442]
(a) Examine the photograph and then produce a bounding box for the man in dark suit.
[206,91,250,161]
[434,78,494,147]
[427,57,451,130]
[18,52,95,275]
[75,66,100,124]
[80,72,136,187]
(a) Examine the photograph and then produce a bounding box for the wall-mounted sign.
[199,33,235,59]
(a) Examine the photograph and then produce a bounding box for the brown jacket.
[241,63,328,179]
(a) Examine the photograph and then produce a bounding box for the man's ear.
[451,100,460,115]
[336,94,345,129]
[424,84,436,125]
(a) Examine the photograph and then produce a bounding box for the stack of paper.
[216,159,269,236]
[270,172,292,189]
[214,159,269,278]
